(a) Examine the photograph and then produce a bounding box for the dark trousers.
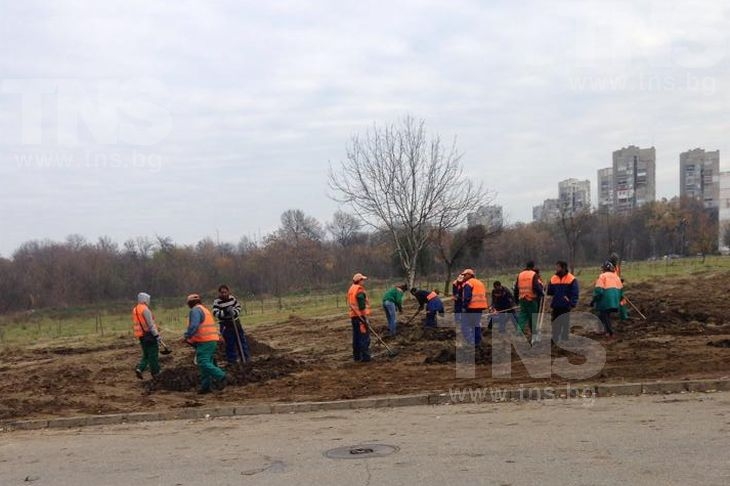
[351,318,371,361]
[220,321,251,363]
[551,307,571,342]
[460,310,483,345]
[599,309,616,336]
[425,311,438,327]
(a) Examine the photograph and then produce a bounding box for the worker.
[410,287,435,310]
[182,294,227,394]
[382,284,408,335]
[348,273,372,362]
[425,290,445,328]
[547,261,579,343]
[514,260,544,340]
[590,261,623,339]
[452,273,465,323]
[608,252,622,278]
[212,284,251,365]
[489,281,517,334]
[132,292,162,380]
[460,269,488,345]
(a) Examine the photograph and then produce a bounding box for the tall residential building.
[597,167,614,212]
[680,148,720,208]
[533,198,560,223]
[720,171,730,253]
[612,145,656,213]
[467,205,503,230]
[558,178,591,215]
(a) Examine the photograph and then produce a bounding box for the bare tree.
[434,224,494,294]
[326,210,363,246]
[278,209,324,242]
[558,205,592,274]
[329,116,490,287]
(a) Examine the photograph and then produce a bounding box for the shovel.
[363,318,399,358]
[159,338,172,355]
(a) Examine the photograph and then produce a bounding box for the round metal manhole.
[324,444,399,460]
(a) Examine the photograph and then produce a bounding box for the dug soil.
[2,272,730,421]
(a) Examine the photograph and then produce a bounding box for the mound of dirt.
[154,356,304,392]
[246,335,275,355]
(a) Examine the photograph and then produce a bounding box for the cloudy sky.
[1,0,729,256]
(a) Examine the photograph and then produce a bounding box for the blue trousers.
[383,301,397,335]
[351,317,371,361]
[492,311,518,334]
[220,321,251,363]
[460,310,483,345]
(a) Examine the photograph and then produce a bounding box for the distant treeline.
[0,200,719,313]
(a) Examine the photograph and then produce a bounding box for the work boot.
[216,375,228,390]
[197,386,211,395]
[135,368,143,380]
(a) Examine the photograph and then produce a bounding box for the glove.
[589,298,595,308]
[359,317,368,334]
[155,334,161,343]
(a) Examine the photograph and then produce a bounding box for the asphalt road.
[2,392,730,486]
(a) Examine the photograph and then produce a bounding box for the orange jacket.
[188,304,220,343]
[131,303,152,338]
[463,278,488,310]
[516,270,538,301]
[347,284,371,318]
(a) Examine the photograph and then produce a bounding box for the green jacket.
[382,287,404,312]
[592,271,623,311]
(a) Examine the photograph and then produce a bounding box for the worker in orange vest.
[460,268,488,345]
[182,294,227,394]
[132,292,162,380]
[347,273,372,362]
[590,262,623,339]
[514,260,544,340]
[546,261,579,343]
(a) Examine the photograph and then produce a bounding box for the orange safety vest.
[188,304,220,343]
[464,278,488,310]
[131,303,152,338]
[549,273,576,286]
[347,284,371,318]
[595,271,623,290]
[517,270,537,301]
[426,291,438,301]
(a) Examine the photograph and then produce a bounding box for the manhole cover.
[324,444,399,460]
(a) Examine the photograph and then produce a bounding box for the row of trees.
[0,197,718,313]
[0,117,722,313]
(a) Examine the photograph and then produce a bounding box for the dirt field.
[2,272,730,421]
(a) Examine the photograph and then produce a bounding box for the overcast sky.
[1,0,729,256]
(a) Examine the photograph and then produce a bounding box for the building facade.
[533,198,560,223]
[720,171,730,254]
[597,167,614,212]
[558,178,591,215]
[467,205,503,230]
[680,148,720,208]
[612,145,656,213]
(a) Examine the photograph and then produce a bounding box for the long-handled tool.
[159,338,172,355]
[232,318,248,365]
[403,308,421,325]
[623,296,647,320]
[533,296,548,345]
[218,319,248,366]
[363,317,399,358]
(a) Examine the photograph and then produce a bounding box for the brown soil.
[2,273,730,421]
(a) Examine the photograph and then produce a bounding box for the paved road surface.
[2,392,730,485]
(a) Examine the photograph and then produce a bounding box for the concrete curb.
[2,378,729,431]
